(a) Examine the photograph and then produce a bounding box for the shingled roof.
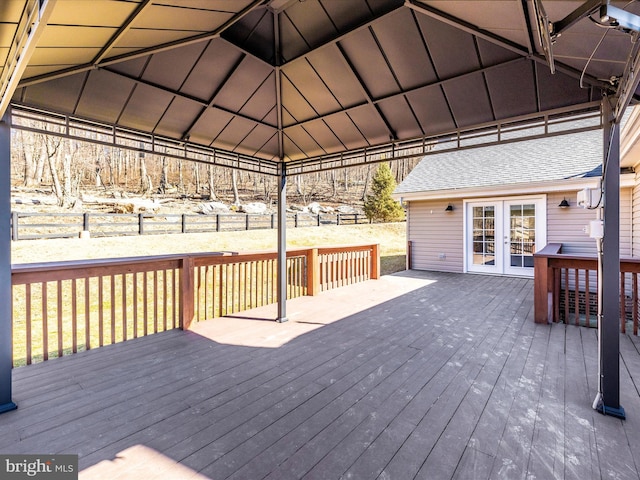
[394,128,603,196]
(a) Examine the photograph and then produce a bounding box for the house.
[393,121,638,277]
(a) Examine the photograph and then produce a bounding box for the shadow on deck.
[1,271,640,480]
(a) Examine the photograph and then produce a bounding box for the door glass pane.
[472,206,496,266]
[509,203,535,268]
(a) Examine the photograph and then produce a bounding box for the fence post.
[295,213,298,228]
[83,213,90,232]
[355,214,359,225]
[317,214,321,226]
[138,213,144,235]
[306,248,319,295]
[271,214,275,229]
[180,256,195,330]
[371,244,380,279]
[337,214,341,226]
[246,215,250,230]
[182,214,187,233]
[11,212,18,241]
[216,214,221,232]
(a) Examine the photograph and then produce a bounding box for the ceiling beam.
[335,42,397,141]
[285,56,525,132]
[280,1,405,66]
[405,0,610,91]
[0,0,58,117]
[101,67,277,130]
[91,0,155,66]
[17,0,267,89]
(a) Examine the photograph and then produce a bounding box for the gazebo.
[1,0,639,420]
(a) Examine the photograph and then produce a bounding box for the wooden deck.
[2,271,640,480]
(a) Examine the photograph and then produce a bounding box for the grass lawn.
[11,223,408,366]
[12,222,408,276]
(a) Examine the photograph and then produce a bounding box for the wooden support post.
[0,108,16,413]
[371,244,380,279]
[180,256,195,330]
[307,248,319,296]
[534,253,552,324]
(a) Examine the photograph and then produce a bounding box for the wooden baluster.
[153,271,159,333]
[99,276,104,346]
[111,275,116,343]
[57,280,63,357]
[634,273,638,336]
[85,277,91,349]
[142,273,148,337]
[574,269,579,326]
[42,282,48,361]
[26,284,31,365]
[564,268,569,323]
[133,273,138,338]
[621,272,626,334]
[71,279,78,352]
[122,274,127,341]
[585,270,590,327]
[162,270,168,331]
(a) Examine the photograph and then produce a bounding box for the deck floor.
[2,271,640,480]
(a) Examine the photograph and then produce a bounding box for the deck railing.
[11,244,380,366]
[533,243,640,334]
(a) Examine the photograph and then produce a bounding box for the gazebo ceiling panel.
[415,14,481,80]
[128,4,237,32]
[281,75,321,125]
[280,61,342,118]
[347,104,400,147]
[5,0,640,165]
[47,0,139,27]
[537,66,593,112]
[17,74,87,114]
[116,84,174,132]
[186,107,235,146]
[153,97,204,139]
[442,73,495,128]
[214,58,273,114]
[140,43,208,93]
[179,40,245,101]
[74,70,135,124]
[302,45,368,109]
[371,8,439,91]
[295,120,345,155]
[405,85,456,136]
[424,0,529,47]
[238,74,277,124]
[377,96,424,140]
[214,115,265,152]
[322,112,369,151]
[338,28,403,100]
[231,123,278,158]
[220,8,275,65]
[484,62,538,120]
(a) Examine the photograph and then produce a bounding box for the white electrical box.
[577,188,601,209]
[586,219,604,239]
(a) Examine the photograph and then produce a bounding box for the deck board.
[1,271,639,480]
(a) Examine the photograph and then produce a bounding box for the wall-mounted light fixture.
[445,204,454,212]
[558,198,570,208]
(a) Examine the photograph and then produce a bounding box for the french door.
[465,196,546,276]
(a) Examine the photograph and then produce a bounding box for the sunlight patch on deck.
[80,445,210,480]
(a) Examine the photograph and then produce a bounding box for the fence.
[10,211,370,240]
[533,243,640,334]
[11,244,380,366]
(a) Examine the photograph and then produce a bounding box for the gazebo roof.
[2,0,640,173]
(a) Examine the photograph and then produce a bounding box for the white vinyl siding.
[634,171,640,257]
[407,200,463,273]
[547,189,632,256]
[407,188,633,274]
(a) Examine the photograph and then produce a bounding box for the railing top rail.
[533,243,562,257]
[12,244,379,275]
